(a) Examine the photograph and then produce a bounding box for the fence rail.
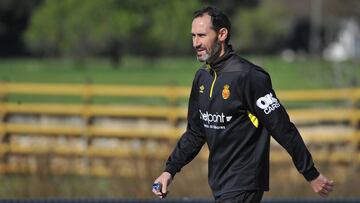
[1,82,360,101]
[0,82,359,177]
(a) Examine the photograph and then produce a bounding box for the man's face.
[192,14,221,63]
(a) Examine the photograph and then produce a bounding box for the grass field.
[0,56,358,90]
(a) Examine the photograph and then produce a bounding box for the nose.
[193,36,201,49]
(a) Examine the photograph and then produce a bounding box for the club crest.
[222,84,230,99]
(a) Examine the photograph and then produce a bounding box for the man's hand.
[310,174,335,197]
[152,172,172,198]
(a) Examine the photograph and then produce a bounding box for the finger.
[152,189,162,197]
[321,187,333,196]
[160,191,168,199]
[323,184,333,192]
[161,191,168,198]
[320,182,334,192]
[152,188,159,194]
[327,180,335,187]
[162,181,168,194]
[318,190,328,197]
[154,192,163,198]
[320,188,330,194]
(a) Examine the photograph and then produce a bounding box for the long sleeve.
[164,75,206,178]
[243,68,319,181]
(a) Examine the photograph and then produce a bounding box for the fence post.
[0,80,9,175]
[348,89,357,146]
[347,88,360,166]
[167,82,180,127]
[82,79,93,176]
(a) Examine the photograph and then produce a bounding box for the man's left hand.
[310,174,335,197]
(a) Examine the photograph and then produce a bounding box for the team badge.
[222,84,230,99]
[199,85,205,93]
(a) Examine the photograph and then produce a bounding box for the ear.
[217,28,228,43]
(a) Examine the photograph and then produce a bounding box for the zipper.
[209,66,217,98]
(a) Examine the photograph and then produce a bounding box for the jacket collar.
[206,44,235,71]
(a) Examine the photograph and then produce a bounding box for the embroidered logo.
[199,85,205,93]
[222,84,230,99]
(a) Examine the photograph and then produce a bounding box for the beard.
[205,40,221,64]
[196,39,221,63]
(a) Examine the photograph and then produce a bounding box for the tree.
[25,0,143,67]
[0,0,41,56]
[140,0,201,56]
[25,0,201,66]
[231,0,287,54]
[201,0,259,16]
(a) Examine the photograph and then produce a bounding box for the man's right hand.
[152,172,173,198]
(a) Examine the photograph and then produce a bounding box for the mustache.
[194,45,206,51]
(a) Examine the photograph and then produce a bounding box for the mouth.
[196,48,206,56]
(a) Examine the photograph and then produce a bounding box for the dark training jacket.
[164,46,319,198]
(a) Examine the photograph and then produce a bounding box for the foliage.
[25,0,142,60]
[201,0,259,16]
[0,0,42,56]
[231,1,287,53]
[23,0,321,59]
[6,0,360,60]
[141,0,201,54]
[24,0,201,64]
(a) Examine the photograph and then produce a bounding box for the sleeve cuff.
[303,166,320,181]
[164,165,177,178]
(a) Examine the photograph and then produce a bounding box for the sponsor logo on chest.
[199,110,232,130]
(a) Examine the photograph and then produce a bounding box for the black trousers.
[215,191,264,203]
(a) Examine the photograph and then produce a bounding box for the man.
[152,6,334,202]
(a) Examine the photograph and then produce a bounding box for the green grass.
[1,56,358,89]
[0,57,200,86]
[0,56,358,104]
[250,56,359,90]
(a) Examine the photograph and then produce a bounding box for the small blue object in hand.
[152,182,162,192]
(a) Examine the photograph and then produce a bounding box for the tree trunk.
[110,41,122,69]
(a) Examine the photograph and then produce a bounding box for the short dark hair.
[193,6,231,44]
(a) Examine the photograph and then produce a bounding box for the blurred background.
[0,0,359,200]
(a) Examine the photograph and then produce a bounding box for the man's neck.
[219,43,225,57]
